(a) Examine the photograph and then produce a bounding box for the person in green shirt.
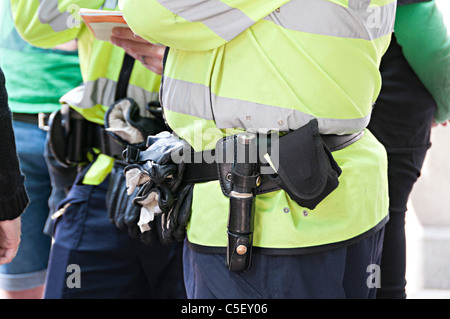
[0,1,82,298]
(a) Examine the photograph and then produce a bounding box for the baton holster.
[222,133,260,272]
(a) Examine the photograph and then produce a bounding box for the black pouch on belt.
[267,119,342,210]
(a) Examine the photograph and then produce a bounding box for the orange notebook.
[80,9,129,41]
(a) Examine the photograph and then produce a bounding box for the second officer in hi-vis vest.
[11,0,186,298]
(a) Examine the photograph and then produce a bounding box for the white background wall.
[406,127,450,298]
[436,0,449,31]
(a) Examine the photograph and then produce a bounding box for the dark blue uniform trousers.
[44,172,186,299]
[183,228,384,299]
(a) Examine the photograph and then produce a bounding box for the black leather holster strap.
[92,124,127,159]
[49,106,126,167]
[70,116,125,161]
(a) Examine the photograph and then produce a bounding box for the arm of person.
[0,218,22,265]
[110,28,166,75]
[0,68,28,264]
[10,0,104,48]
[394,0,450,123]
[0,68,29,221]
[119,0,289,51]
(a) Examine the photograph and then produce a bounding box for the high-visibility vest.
[121,0,395,252]
[11,0,162,185]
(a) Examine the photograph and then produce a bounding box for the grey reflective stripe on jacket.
[101,0,118,10]
[38,0,120,32]
[156,0,396,42]
[155,0,256,42]
[162,77,371,135]
[265,0,396,40]
[38,0,75,32]
[61,78,159,111]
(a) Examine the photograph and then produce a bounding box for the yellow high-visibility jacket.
[120,0,396,253]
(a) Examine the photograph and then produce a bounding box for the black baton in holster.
[226,133,259,272]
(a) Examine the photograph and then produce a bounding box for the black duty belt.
[13,112,52,130]
[182,131,364,195]
[93,123,127,159]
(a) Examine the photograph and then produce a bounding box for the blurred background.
[437,0,449,26]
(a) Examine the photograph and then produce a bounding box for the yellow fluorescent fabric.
[119,0,290,51]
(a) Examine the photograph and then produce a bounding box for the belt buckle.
[38,112,50,131]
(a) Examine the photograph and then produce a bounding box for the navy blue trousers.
[44,172,186,299]
[183,228,384,299]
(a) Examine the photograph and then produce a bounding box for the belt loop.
[38,112,50,131]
